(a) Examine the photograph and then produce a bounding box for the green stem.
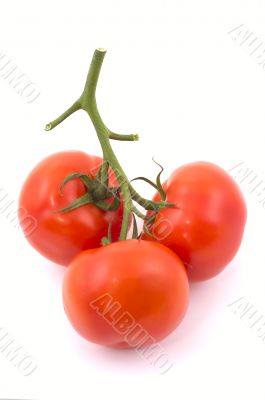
[132,206,149,221]
[109,132,139,141]
[93,161,109,200]
[81,49,133,239]
[85,100,132,240]
[45,48,174,241]
[80,48,107,106]
[45,101,81,131]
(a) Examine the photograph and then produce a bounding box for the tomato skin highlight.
[63,240,189,348]
[19,151,124,266]
[143,162,247,281]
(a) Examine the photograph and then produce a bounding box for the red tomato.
[63,240,189,348]
[19,151,124,266]
[143,162,247,281]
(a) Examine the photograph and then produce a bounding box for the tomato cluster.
[19,49,247,350]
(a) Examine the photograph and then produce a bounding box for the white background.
[0,0,265,399]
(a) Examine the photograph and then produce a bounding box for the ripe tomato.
[19,151,124,266]
[63,240,189,348]
[143,162,247,281]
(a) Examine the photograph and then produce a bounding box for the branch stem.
[45,48,173,241]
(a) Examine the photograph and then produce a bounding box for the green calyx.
[46,48,176,242]
[57,170,121,213]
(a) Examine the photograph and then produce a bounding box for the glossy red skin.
[63,240,189,348]
[19,151,125,266]
[143,162,247,281]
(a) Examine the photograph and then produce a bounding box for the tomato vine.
[45,48,175,241]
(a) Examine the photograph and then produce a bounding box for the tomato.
[19,151,125,266]
[63,240,189,348]
[143,162,247,281]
